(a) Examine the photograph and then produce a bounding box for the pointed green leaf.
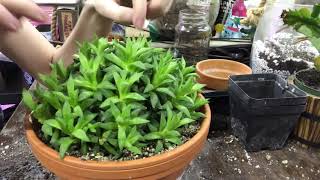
[105,53,126,69]
[22,90,36,110]
[118,126,126,150]
[148,123,158,132]
[62,102,72,119]
[80,98,96,109]
[129,117,149,125]
[56,60,68,79]
[150,92,159,109]
[81,141,88,155]
[41,124,53,136]
[176,105,191,117]
[155,140,164,153]
[100,96,120,108]
[127,145,141,155]
[165,130,181,138]
[72,129,90,142]
[97,80,116,90]
[179,118,195,127]
[128,72,143,85]
[73,106,83,118]
[75,113,97,129]
[50,129,60,146]
[52,91,67,102]
[166,137,182,145]
[108,138,118,147]
[192,84,205,92]
[125,93,146,101]
[42,92,61,110]
[159,112,166,131]
[99,122,117,130]
[194,97,208,109]
[45,119,62,130]
[144,132,161,140]
[156,88,175,98]
[58,137,75,159]
[144,83,154,93]
[39,74,59,91]
[102,143,118,156]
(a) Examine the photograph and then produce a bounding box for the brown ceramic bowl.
[25,96,211,180]
[196,59,252,91]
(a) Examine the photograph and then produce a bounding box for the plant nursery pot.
[229,74,307,152]
[196,59,252,91]
[25,99,211,180]
[203,89,230,131]
[293,69,320,148]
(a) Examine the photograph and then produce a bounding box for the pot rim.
[196,59,252,81]
[25,95,211,170]
[294,69,320,97]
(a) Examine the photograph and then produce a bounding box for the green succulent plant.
[23,37,208,159]
[282,4,320,71]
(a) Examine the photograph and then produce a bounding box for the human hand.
[85,0,174,29]
[0,0,47,31]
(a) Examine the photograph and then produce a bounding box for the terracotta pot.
[196,59,252,91]
[25,99,211,180]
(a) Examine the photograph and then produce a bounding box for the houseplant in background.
[281,4,320,148]
[22,37,211,179]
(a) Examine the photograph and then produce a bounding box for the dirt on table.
[0,106,55,180]
[296,69,320,91]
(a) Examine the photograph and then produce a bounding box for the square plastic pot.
[229,74,307,152]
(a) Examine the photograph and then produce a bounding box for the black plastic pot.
[203,89,230,131]
[229,74,307,152]
[0,60,34,130]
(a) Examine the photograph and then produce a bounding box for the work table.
[0,102,320,179]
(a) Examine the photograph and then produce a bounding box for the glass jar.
[250,1,319,79]
[174,9,212,65]
[151,0,219,41]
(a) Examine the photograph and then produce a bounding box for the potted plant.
[22,37,211,179]
[281,4,320,148]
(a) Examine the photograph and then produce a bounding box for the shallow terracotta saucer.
[196,59,252,91]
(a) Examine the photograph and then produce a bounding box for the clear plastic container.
[250,1,319,79]
[174,9,212,65]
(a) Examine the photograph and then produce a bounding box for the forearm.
[0,5,113,79]
[53,5,113,66]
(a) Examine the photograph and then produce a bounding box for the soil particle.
[266,154,272,161]
[282,160,288,165]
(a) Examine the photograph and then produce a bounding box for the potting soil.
[296,69,320,91]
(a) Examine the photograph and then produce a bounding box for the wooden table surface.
[0,102,320,180]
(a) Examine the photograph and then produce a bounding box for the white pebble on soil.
[266,154,271,161]
[282,160,288,165]
[4,145,9,149]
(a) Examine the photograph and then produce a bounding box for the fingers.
[132,0,147,29]
[1,0,47,22]
[147,0,173,19]
[92,0,134,24]
[0,4,20,31]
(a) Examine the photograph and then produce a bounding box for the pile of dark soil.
[259,52,309,74]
